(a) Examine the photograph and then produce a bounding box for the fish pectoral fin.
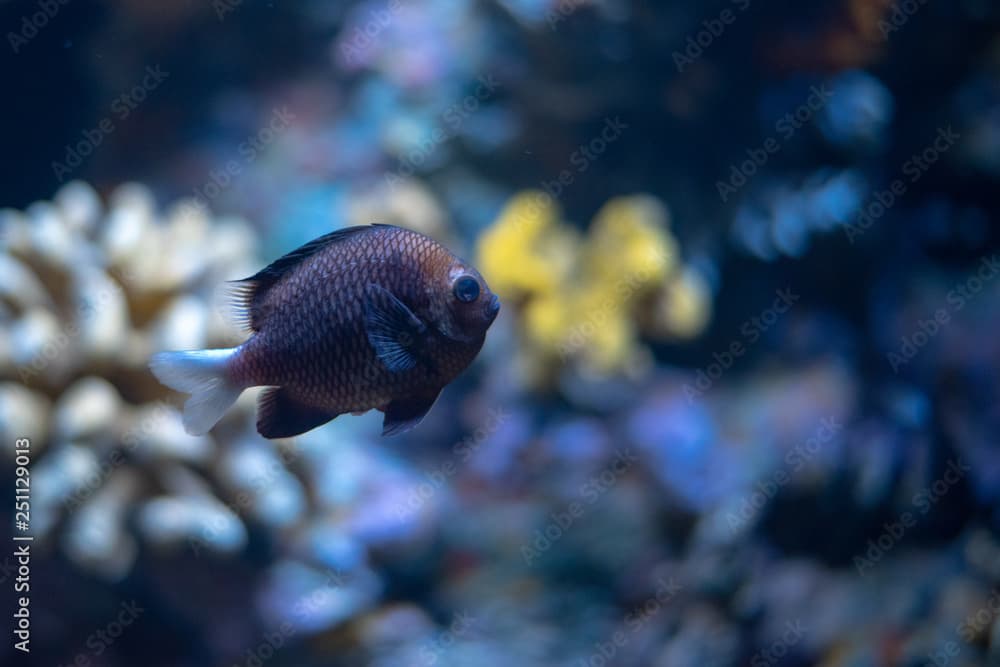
[381,390,441,436]
[257,387,339,439]
[364,283,428,373]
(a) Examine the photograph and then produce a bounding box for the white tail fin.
[149,348,243,435]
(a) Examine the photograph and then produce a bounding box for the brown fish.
[150,224,500,438]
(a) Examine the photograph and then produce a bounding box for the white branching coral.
[0,181,262,578]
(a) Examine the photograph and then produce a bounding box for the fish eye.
[453,276,480,303]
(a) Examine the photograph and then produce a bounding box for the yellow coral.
[579,307,634,373]
[523,293,573,352]
[475,191,566,297]
[476,190,712,385]
[585,195,676,286]
[650,268,712,339]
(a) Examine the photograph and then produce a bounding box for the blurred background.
[1,0,999,665]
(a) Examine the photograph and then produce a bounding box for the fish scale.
[152,224,500,438]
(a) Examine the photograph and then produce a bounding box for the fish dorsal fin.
[225,225,390,332]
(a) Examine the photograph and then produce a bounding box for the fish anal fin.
[381,390,441,436]
[257,388,339,439]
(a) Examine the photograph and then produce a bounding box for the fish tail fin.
[149,348,243,435]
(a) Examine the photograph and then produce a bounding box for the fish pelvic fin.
[256,387,339,439]
[149,348,243,435]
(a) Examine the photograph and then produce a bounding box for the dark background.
[2,1,999,666]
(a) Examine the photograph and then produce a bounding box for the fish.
[149,224,500,438]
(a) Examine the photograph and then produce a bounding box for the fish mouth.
[486,294,501,321]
